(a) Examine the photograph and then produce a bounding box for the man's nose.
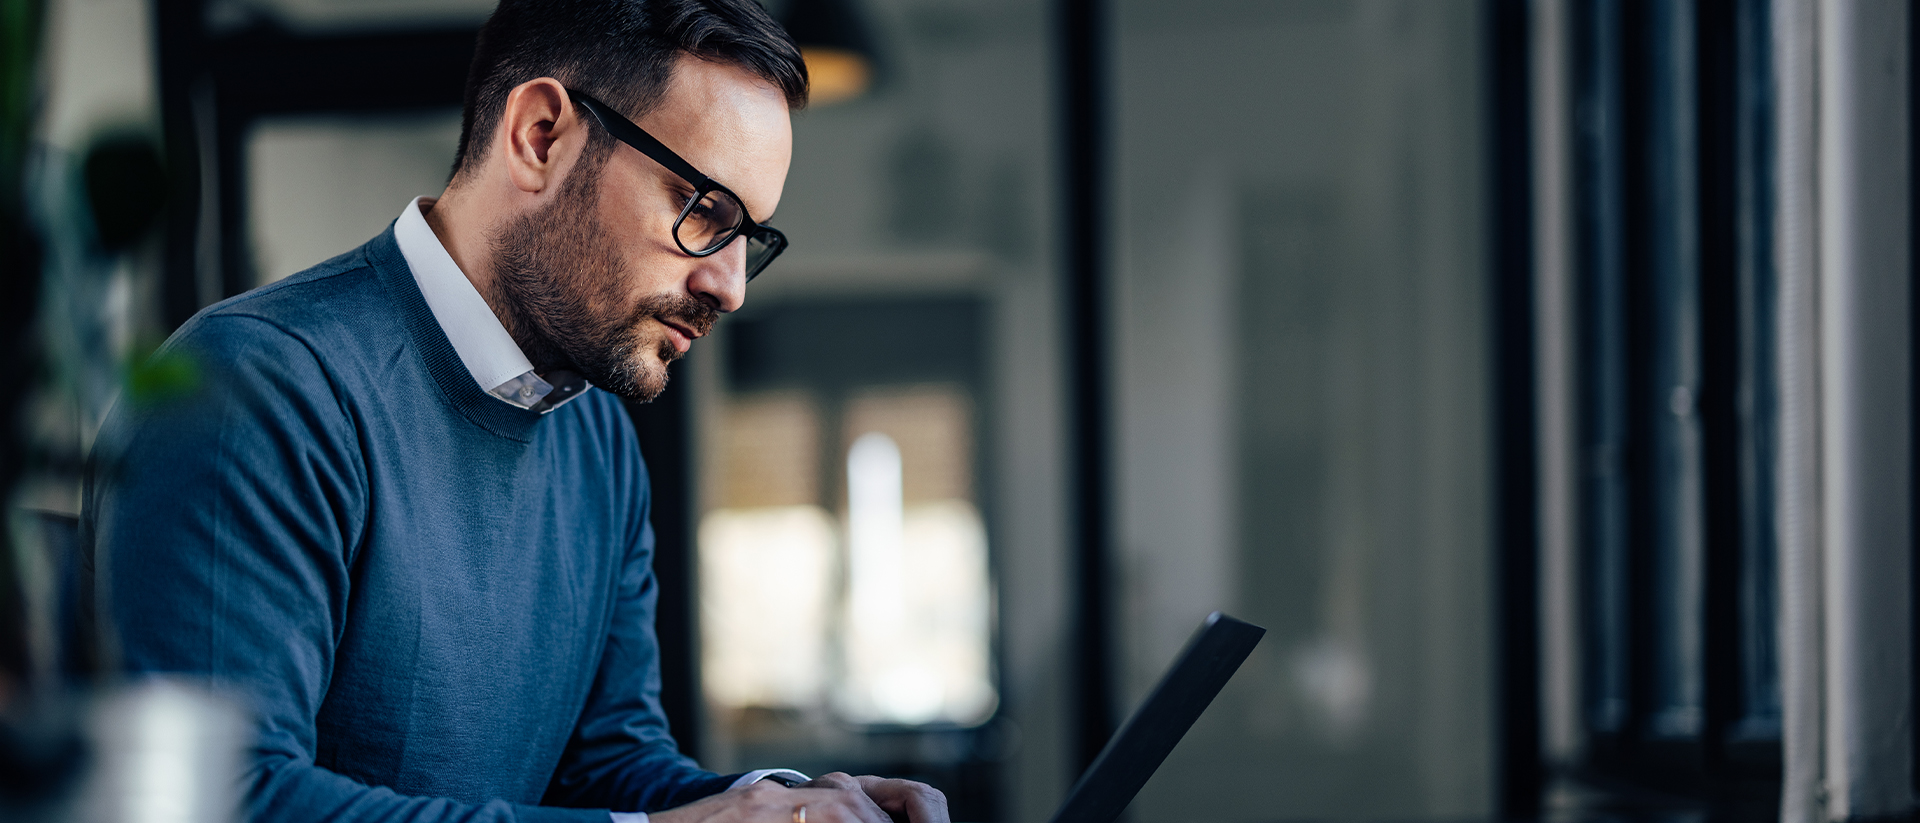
[689,235,748,312]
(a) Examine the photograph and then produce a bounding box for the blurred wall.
[39,0,156,151]
[696,1,1075,817]
[1110,1,1494,820]
[247,111,461,284]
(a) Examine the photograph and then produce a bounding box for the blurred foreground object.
[3,1,210,815]
[1,679,248,823]
[1,0,48,708]
[9,128,171,692]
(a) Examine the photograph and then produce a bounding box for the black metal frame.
[1562,0,1782,814]
[1489,0,1543,817]
[1056,0,1117,779]
[1482,0,1543,813]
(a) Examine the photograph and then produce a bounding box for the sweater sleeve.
[542,415,737,812]
[86,314,604,823]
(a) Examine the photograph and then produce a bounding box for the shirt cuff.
[610,814,648,823]
[727,768,813,790]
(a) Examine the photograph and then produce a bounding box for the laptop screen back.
[1050,612,1266,823]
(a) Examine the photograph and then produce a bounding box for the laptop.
[1050,611,1266,823]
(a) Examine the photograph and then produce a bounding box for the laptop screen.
[1051,612,1266,823]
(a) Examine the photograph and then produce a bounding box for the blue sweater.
[85,227,733,822]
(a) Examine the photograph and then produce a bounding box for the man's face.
[487,56,793,402]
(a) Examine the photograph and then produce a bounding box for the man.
[85,1,948,821]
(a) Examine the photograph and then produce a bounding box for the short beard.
[484,161,718,403]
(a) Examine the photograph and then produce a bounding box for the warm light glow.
[802,47,872,106]
[699,505,838,709]
[697,388,994,728]
[844,433,908,714]
[840,432,996,725]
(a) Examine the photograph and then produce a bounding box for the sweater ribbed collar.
[364,227,545,443]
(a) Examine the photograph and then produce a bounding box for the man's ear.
[499,78,582,195]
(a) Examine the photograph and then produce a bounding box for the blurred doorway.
[695,296,1004,818]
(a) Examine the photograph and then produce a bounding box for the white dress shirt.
[394,197,589,412]
[393,198,808,819]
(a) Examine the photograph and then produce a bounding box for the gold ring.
[793,806,807,823]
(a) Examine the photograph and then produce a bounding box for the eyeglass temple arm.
[566,89,713,190]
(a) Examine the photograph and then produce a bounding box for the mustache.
[644,292,720,337]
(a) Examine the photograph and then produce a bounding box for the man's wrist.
[614,768,806,822]
[728,768,811,790]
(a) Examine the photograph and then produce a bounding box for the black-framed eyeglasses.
[567,88,788,281]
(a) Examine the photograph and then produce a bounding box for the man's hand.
[805,773,950,823]
[647,773,950,823]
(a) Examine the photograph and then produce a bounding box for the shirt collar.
[393,196,589,412]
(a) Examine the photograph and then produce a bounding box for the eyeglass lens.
[677,189,746,253]
[744,232,779,280]
[675,187,782,280]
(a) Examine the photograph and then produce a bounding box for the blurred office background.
[1,1,1914,822]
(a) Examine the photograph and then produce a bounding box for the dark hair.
[450,0,808,180]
